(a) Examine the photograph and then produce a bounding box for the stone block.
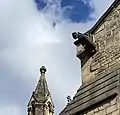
[106,105,118,114]
[112,110,119,115]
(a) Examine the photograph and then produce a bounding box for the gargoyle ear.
[72,32,78,39]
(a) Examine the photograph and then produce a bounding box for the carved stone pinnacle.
[40,66,47,74]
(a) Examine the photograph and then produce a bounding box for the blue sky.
[0,0,114,115]
[35,0,94,22]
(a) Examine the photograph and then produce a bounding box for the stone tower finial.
[40,66,47,74]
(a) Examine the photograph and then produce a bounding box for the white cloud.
[0,105,22,115]
[90,0,115,22]
[0,0,115,115]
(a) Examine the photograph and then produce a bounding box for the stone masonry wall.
[83,95,119,115]
[90,4,120,76]
[82,3,120,83]
[79,3,120,115]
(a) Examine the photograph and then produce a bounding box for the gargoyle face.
[76,44,85,55]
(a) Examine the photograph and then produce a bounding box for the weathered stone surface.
[106,104,117,114]
[60,1,120,115]
[76,1,120,83]
[27,67,54,115]
[62,68,120,114]
[90,3,120,77]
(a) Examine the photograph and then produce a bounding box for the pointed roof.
[34,66,50,102]
[28,66,51,106]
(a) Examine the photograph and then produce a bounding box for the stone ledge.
[70,78,118,108]
[74,71,119,99]
[67,90,117,115]
[64,69,120,115]
[77,64,120,93]
[59,64,120,115]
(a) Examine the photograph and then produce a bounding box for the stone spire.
[27,66,54,115]
[34,66,50,102]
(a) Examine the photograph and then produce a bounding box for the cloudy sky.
[0,0,115,115]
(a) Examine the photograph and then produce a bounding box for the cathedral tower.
[27,66,54,115]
